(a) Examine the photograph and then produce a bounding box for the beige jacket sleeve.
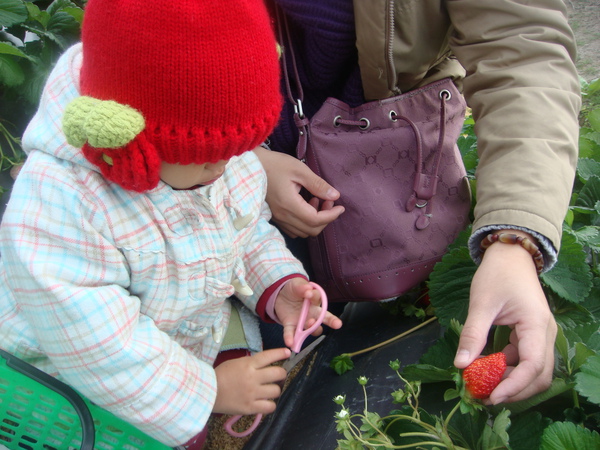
[354,0,581,252]
[446,0,581,250]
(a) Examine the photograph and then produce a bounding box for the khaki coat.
[354,0,581,250]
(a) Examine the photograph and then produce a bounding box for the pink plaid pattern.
[0,44,305,446]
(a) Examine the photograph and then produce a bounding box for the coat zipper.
[386,0,401,95]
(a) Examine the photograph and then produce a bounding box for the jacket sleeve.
[0,160,215,446]
[446,0,581,250]
[237,195,308,310]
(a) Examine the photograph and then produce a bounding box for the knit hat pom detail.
[82,131,161,192]
[63,96,145,149]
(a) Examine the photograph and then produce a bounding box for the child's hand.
[275,278,343,349]
[213,348,290,415]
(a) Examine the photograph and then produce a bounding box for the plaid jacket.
[0,44,305,446]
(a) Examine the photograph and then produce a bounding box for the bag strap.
[275,6,310,161]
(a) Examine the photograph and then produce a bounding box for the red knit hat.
[63,0,282,192]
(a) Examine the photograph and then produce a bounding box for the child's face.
[160,160,228,189]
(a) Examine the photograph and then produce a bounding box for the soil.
[567,0,600,81]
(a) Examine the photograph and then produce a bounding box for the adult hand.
[254,147,345,238]
[454,231,557,404]
[274,278,343,348]
[214,348,290,415]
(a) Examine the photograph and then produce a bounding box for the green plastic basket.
[0,349,171,450]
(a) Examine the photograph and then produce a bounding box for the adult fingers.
[296,163,340,202]
[489,317,556,404]
[275,198,344,237]
[454,305,495,369]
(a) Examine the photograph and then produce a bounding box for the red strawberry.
[462,352,507,399]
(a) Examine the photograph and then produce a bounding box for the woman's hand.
[213,348,290,415]
[255,147,345,238]
[455,232,557,404]
[274,278,343,348]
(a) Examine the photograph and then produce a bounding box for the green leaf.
[574,354,600,405]
[46,11,81,48]
[63,7,83,25]
[564,323,600,353]
[0,53,25,87]
[19,52,51,107]
[401,364,454,383]
[573,342,597,372]
[589,109,600,133]
[540,421,600,450]
[554,324,569,366]
[428,246,475,327]
[577,176,600,211]
[494,378,573,415]
[541,230,592,304]
[480,409,510,450]
[587,77,600,95]
[507,411,551,450]
[0,42,30,59]
[492,325,512,353]
[578,158,600,183]
[572,225,600,252]
[446,404,488,449]
[47,0,79,16]
[584,278,600,320]
[552,294,596,331]
[0,0,28,27]
[444,388,460,401]
[330,354,354,375]
[416,323,460,368]
[579,133,600,159]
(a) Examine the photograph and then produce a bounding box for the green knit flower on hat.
[63,96,145,149]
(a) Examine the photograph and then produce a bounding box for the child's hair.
[63,0,282,192]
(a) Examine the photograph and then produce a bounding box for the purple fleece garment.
[270,0,364,155]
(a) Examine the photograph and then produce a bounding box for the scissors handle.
[223,282,328,438]
[291,282,328,353]
[224,413,263,438]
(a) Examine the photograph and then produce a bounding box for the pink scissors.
[224,282,328,437]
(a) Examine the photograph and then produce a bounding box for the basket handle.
[0,349,96,450]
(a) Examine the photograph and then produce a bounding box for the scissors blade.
[282,335,326,373]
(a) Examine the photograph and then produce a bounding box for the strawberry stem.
[347,316,438,358]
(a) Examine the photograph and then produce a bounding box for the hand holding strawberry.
[462,352,507,400]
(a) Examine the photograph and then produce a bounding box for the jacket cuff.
[469,225,557,272]
[178,426,208,450]
[256,274,307,323]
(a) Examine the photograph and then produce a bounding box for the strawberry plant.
[331,78,600,449]
[0,0,84,191]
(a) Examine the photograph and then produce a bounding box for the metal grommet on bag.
[359,118,370,130]
[439,89,451,100]
[333,115,342,127]
[389,110,397,122]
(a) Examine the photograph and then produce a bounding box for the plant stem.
[383,414,439,435]
[386,440,453,449]
[443,400,461,429]
[347,317,438,358]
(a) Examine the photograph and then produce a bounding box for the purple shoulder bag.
[277,11,471,302]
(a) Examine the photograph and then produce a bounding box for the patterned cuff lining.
[468,225,558,272]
